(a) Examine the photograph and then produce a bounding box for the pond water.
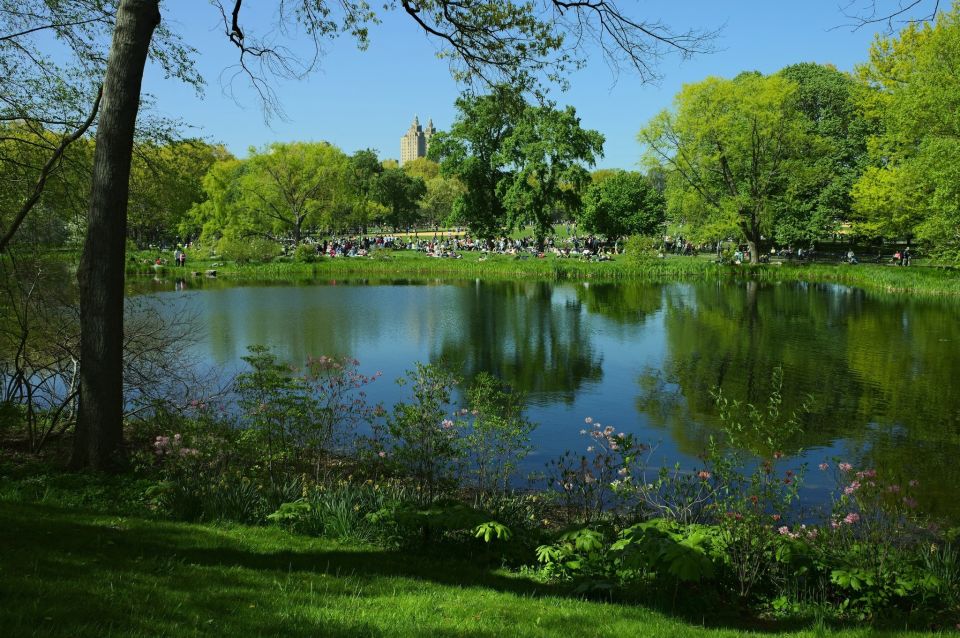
[133,276,960,521]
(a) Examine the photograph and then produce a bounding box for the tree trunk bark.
[72,0,160,471]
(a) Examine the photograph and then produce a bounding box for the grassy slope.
[0,500,935,638]
[135,250,960,297]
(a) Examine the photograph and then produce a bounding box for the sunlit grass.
[0,500,932,638]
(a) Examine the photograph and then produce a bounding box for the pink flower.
[818,463,829,471]
[830,520,840,529]
[838,462,853,473]
[778,526,790,535]
[844,512,860,525]
[843,480,861,495]
[697,470,712,480]
[441,419,454,430]
[771,513,781,522]
[378,451,386,458]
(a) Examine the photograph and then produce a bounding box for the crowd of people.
[302,232,619,261]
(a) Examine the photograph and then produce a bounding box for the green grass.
[0,499,941,637]
[130,249,960,296]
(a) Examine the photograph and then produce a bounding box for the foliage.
[463,372,536,503]
[498,103,604,245]
[190,142,350,246]
[579,171,666,241]
[234,346,382,481]
[852,5,960,260]
[641,73,813,261]
[770,63,870,246]
[623,235,662,262]
[376,363,464,505]
[430,87,524,238]
[434,88,603,244]
[372,168,427,230]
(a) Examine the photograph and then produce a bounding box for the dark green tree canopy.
[579,171,665,240]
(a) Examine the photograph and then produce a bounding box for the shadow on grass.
[0,501,923,637]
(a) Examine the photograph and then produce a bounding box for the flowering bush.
[376,363,465,505]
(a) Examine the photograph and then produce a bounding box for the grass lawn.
[0,500,939,637]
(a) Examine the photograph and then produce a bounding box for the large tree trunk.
[72,0,160,471]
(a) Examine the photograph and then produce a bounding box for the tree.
[499,103,604,247]
[127,140,230,246]
[402,157,440,182]
[579,171,665,241]
[772,63,871,246]
[430,87,525,239]
[640,73,811,263]
[433,89,603,243]
[39,0,714,469]
[851,4,960,258]
[420,176,466,228]
[372,168,427,230]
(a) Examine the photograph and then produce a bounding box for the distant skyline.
[140,3,891,170]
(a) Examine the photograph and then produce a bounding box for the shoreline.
[128,250,960,297]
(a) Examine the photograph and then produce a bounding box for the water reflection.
[130,276,960,520]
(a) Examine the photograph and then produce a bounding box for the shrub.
[216,235,281,263]
[378,363,464,505]
[294,243,318,263]
[623,235,661,263]
[463,372,536,504]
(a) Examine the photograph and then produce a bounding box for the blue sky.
[141,2,885,170]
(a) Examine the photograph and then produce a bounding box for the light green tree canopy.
[852,3,960,258]
[640,73,811,262]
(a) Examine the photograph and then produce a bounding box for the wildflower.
[579,429,587,435]
[844,512,860,525]
[441,419,454,430]
[609,442,618,451]
[806,528,818,540]
[584,417,593,424]
[697,470,712,480]
[843,480,861,495]
[888,484,901,493]
[777,526,790,535]
[771,513,781,521]
[818,463,829,471]
[838,462,853,472]
[909,479,919,487]
[830,520,840,529]
[378,451,386,458]
[617,467,629,477]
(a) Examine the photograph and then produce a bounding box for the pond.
[133,276,960,521]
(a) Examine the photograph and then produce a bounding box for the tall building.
[400,115,435,165]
